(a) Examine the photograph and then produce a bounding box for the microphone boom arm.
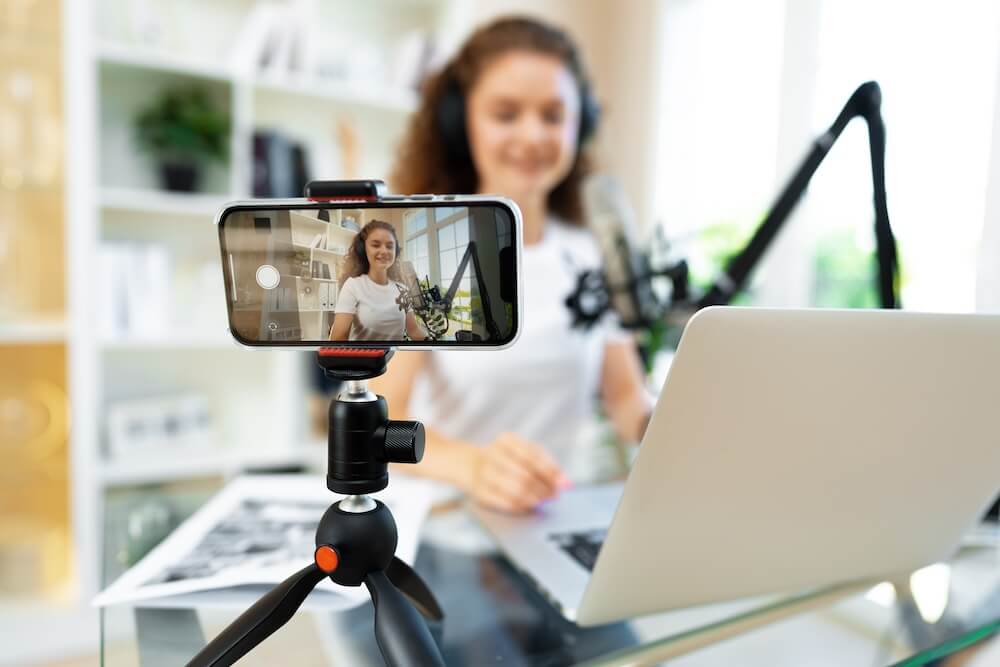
[565,81,901,331]
[697,80,899,309]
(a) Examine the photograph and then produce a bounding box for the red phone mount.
[317,346,394,381]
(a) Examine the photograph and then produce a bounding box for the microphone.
[580,175,663,329]
[397,260,426,312]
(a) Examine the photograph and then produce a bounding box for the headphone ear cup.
[436,79,471,163]
[578,85,601,145]
[437,72,599,153]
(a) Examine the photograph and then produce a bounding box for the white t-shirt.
[335,274,406,341]
[407,220,626,479]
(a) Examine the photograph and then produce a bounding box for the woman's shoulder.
[340,274,366,295]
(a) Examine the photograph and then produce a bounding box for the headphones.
[353,223,400,268]
[436,67,601,163]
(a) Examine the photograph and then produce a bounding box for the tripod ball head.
[316,500,397,587]
[327,394,426,495]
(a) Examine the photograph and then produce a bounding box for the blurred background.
[2,0,999,664]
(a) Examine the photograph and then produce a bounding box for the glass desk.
[101,509,1000,666]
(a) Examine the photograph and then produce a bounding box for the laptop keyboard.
[549,528,607,571]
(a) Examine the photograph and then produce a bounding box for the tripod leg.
[365,570,446,667]
[186,563,326,667]
[386,556,444,621]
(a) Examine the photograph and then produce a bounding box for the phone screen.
[219,202,519,346]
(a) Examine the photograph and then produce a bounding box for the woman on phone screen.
[329,220,428,342]
[374,16,653,513]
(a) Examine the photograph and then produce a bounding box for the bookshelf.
[0,321,68,344]
[65,0,472,616]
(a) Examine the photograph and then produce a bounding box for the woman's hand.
[464,433,570,514]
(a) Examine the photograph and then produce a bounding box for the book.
[94,475,432,611]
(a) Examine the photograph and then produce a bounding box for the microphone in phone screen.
[398,261,426,309]
[581,174,659,328]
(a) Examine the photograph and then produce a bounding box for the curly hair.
[390,16,596,224]
[341,219,403,283]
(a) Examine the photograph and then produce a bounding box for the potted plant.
[134,85,230,192]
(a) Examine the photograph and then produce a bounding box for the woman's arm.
[370,351,565,512]
[600,338,654,444]
[329,313,354,341]
[405,311,428,341]
[330,278,358,340]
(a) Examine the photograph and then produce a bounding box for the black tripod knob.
[383,420,424,464]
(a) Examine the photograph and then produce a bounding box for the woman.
[375,17,653,513]
[329,220,428,342]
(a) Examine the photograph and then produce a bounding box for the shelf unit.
[66,0,472,609]
[0,320,68,344]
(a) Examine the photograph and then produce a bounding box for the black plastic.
[316,501,397,587]
[386,556,444,621]
[382,421,425,464]
[318,348,394,381]
[304,179,387,200]
[366,570,446,667]
[186,564,326,666]
[187,498,445,667]
[327,395,392,495]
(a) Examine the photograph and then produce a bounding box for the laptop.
[472,307,1000,626]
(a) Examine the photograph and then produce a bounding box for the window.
[655,0,1000,311]
[405,209,427,234]
[654,0,786,295]
[406,234,429,282]
[403,208,472,325]
[809,0,1000,311]
[433,206,464,222]
[437,217,472,324]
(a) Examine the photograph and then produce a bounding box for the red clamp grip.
[317,347,394,381]
[304,179,387,202]
[319,348,388,358]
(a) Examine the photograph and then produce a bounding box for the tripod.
[187,348,446,667]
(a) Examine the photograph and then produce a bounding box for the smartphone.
[216,196,522,348]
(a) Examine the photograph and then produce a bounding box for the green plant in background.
[811,227,907,307]
[688,218,759,302]
[811,228,879,308]
[134,85,230,191]
[134,85,230,163]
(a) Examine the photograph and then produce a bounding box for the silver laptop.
[472,307,1000,626]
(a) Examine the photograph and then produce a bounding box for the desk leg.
[134,607,206,667]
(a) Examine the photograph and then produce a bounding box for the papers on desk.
[94,474,433,611]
